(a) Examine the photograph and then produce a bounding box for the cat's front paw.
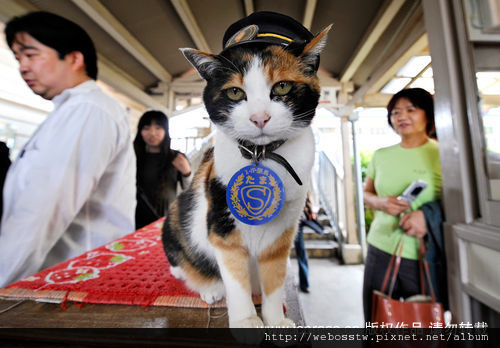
[275,318,295,328]
[230,315,264,328]
[200,291,224,304]
[170,266,186,280]
[199,282,225,304]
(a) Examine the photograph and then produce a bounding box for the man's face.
[11,32,74,100]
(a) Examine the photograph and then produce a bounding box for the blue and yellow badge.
[226,163,284,225]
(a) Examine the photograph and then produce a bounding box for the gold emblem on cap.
[256,33,293,42]
[225,24,259,49]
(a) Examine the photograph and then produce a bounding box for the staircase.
[290,209,339,259]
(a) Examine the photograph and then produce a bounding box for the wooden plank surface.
[0,299,228,328]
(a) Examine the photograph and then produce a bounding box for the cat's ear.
[300,24,332,71]
[180,48,219,80]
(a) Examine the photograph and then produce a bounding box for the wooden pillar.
[340,115,358,246]
[167,87,175,117]
[339,82,362,264]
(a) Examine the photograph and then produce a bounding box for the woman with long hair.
[134,110,191,229]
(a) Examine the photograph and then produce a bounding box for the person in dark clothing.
[0,141,11,220]
[421,200,449,310]
[134,110,191,229]
[295,192,323,293]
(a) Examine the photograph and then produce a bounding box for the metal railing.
[318,151,346,247]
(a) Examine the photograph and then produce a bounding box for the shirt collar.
[52,80,98,107]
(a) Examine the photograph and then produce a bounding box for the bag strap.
[420,238,437,303]
[380,236,438,303]
[380,236,404,295]
[387,238,405,298]
[379,240,398,294]
[418,239,426,296]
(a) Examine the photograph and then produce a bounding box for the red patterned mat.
[0,218,258,308]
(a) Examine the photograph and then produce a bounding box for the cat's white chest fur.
[176,22,331,326]
[213,128,314,255]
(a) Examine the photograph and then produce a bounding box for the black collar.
[237,139,302,186]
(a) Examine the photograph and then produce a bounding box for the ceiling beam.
[170,0,211,53]
[97,54,143,90]
[98,57,169,114]
[367,33,428,94]
[71,0,172,82]
[302,0,317,30]
[359,93,392,108]
[340,0,405,83]
[338,18,427,116]
[403,61,432,89]
[0,0,37,22]
[244,0,254,16]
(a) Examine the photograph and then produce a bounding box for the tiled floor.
[291,257,366,328]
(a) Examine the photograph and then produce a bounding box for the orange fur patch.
[222,73,244,90]
[207,159,216,182]
[263,47,320,92]
[191,151,214,190]
[240,52,254,65]
[221,53,253,90]
[167,201,180,228]
[202,158,216,211]
[258,226,297,296]
[208,230,251,294]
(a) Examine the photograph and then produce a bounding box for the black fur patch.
[162,188,221,279]
[290,83,320,127]
[162,207,184,267]
[177,188,196,232]
[207,177,235,238]
[186,250,221,279]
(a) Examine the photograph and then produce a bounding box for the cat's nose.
[250,113,271,129]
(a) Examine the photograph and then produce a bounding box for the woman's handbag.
[371,237,445,328]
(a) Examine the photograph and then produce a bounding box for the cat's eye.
[226,87,246,101]
[272,81,292,96]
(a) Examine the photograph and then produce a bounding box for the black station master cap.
[222,11,314,54]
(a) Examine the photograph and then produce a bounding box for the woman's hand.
[172,153,191,177]
[364,178,410,216]
[400,210,427,238]
[379,196,410,216]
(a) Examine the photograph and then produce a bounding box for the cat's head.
[181,12,331,145]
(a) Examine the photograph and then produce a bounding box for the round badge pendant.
[226,163,285,225]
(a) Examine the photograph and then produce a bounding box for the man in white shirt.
[0,11,136,287]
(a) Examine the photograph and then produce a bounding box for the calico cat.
[162,13,330,328]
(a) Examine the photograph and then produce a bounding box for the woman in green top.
[362,88,442,322]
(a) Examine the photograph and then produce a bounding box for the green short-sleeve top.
[366,139,442,259]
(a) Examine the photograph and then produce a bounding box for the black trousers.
[362,244,421,323]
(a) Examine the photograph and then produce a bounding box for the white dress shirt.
[0,80,136,287]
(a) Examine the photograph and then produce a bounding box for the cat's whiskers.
[292,108,316,119]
